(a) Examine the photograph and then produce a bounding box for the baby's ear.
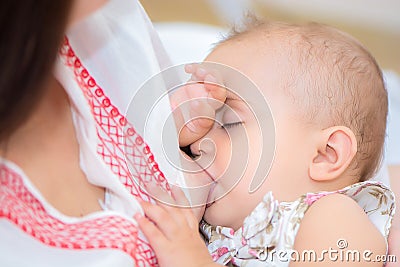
[309,126,357,181]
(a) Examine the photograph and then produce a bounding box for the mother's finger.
[139,201,186,239]
[141,183,192,228]
[169,185,199,229]
[170,184,190,206]
[142,181,174,205]
[135,212,168,252]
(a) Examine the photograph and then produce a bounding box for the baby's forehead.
[210,26,374,112]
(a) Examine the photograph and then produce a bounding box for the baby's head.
[192,20,387,228]
[223,19,387,181]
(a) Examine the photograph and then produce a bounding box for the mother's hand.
[136,185,219,267]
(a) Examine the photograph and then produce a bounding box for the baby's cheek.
[213,136,233,179]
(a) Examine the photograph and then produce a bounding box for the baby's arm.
[291,193,386,266]
[136,190,222,267]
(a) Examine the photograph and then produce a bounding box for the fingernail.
[185,64,193,73]
[205,74,217,84]
[197,68,206,77]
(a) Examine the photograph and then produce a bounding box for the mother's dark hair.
[0,1,73,141]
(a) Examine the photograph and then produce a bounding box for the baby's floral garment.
[200,181,395,266]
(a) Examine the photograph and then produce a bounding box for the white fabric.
[65,0,183,188]
[0,160,135,267]
[154,20,228,155]
[0,221,133,267]
[155,22,226,64]
[201,181,394,266]
[0,0,181,266]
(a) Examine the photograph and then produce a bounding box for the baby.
[137,20,395,267]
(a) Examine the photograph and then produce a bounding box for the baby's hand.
[135,186,220,267]
[171,64,226,147]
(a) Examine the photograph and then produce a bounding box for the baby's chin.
[203,198,240,229]
[203,202,222,225]
[180,169,217,209]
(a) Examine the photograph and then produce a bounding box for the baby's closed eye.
[220,121,244,129]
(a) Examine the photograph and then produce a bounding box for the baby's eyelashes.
[220,121,244,129]
[188,146,202,159]
[190,152,201,160]
[180,145,201,160]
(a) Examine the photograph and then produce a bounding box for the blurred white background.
[211,0,400,33]
[142,0,400,73]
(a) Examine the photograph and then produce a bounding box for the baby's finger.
[184,63,196,74]
[184,63,204,82]
[185,63,210,82]
[178,100,215,147]
[195,67,208,80]
[204,74,227,110]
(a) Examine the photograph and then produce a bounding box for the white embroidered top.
[0,0,180,266]
[201,181,395,267]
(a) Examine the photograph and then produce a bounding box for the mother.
[0,0,180,266]
[1,1,398,266]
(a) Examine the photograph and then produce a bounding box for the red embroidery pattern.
[59,38,170,201]
[0,36,172,267]
[0,166,138,262]
[59,37,173,266]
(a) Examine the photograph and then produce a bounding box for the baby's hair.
[217,16,388,181]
